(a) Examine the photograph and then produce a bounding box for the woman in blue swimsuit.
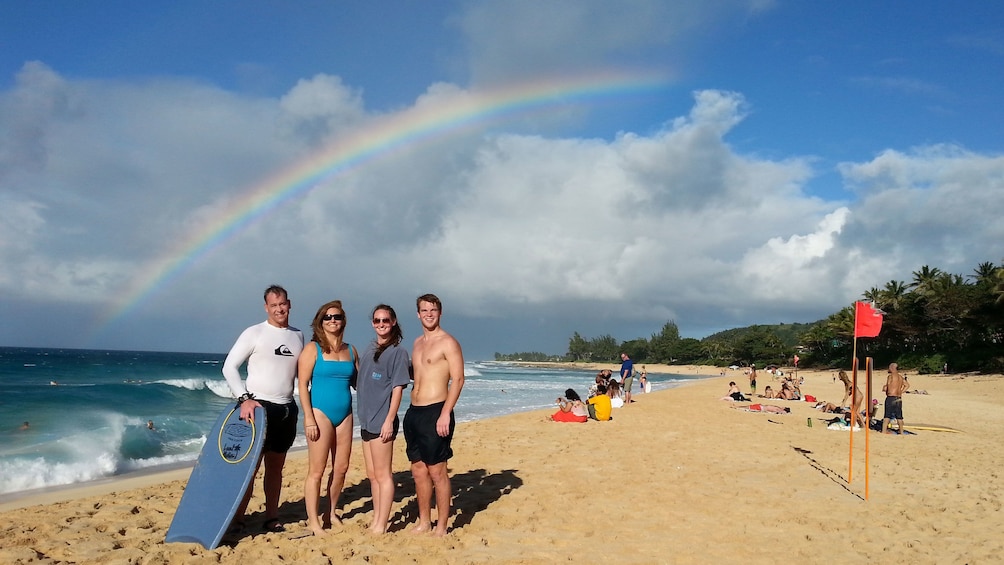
[297,300,358,537]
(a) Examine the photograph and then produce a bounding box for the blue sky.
[2,1,1002,359]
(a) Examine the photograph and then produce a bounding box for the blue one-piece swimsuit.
[309,342,356,425]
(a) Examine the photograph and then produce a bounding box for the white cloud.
[2,62,1003,354]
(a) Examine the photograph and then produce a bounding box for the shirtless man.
[404,294,465,536]
[882,362,906,434]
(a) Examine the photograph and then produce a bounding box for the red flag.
[854,301,883,338]
[793,355,800,366]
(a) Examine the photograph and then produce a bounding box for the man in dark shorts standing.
[222,285,304,533]
[620,353,634,404]
[404,293,465,536]
[882,362,906,434]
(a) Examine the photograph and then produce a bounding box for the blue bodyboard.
[166,404,266,549]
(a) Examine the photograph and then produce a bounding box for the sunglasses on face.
[372,317,392,325]
[322,313,344,321]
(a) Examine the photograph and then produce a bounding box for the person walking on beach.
[297,300,358,536]
[405,293,465,537]
[882,362,907,434]
[222,285,304,533]
[748,364,758,396]
[620,353,634,404]
[357,304,411,535]
[838,370,853,408]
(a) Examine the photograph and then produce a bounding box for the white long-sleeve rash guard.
[222,321,304,404]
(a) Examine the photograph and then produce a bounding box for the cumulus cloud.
[2,61,1002,354]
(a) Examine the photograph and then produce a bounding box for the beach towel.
[551,410,588,423]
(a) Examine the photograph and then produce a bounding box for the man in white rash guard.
[222,284,304,533]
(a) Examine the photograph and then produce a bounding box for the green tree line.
[496,260,1004,374]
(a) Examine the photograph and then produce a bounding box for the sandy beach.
[2,364,1002,564]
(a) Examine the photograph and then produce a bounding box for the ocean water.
[0,347,703,496]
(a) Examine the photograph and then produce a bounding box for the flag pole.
[848,301,862,483]
[848,355,857,482]
[865,357,872,500]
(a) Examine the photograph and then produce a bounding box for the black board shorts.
[404,401,455,465]
[259,400,298,453]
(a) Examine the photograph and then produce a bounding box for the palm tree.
[909,265,943,298]
[970,261,999,284]
[863,287,883,306]
[992,268,1004,304]
[882,280,909,310]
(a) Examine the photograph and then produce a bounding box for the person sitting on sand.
[762,385,775,399]
[552,389,588,423]
[720,382,749,402]
[776,382,796,400]
[608,380,625,408]
[587,384,612,421]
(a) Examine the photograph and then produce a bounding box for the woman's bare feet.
[307,520,328,537]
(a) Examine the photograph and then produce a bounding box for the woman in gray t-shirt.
[356,304,412,534]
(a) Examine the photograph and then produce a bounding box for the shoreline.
[0,363,711,508]
[3,369,1003,562]
[511,360,730,376]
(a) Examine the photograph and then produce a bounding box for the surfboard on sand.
[166,404,266,549]
[903,423,961,433]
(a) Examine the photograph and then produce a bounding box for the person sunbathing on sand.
[814,401,847,414]
[762,385,775,399]
[733,404,790,414]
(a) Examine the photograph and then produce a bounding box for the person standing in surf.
[222,285,304,533]
[405,293,464,537]
[356,304,411,535]
[297,300,358,536]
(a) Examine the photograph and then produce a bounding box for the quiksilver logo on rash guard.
[274,345,294,356]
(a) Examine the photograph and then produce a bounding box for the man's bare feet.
[411,522,432,534]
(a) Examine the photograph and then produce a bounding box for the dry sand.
[2,365,1002,564]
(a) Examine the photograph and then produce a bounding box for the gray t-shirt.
[355,342,411,434]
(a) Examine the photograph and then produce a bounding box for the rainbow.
[100,70,669,329]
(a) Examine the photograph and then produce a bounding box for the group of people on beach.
[727,362,910,434]
[220,285,464,538]
[551,353,646,423]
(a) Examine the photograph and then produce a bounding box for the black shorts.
[404,402,454,465]
[884,396,904,420]
[361,415,400,442]
[259,399,298,453]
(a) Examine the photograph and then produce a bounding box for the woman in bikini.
[297,300,359,536]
